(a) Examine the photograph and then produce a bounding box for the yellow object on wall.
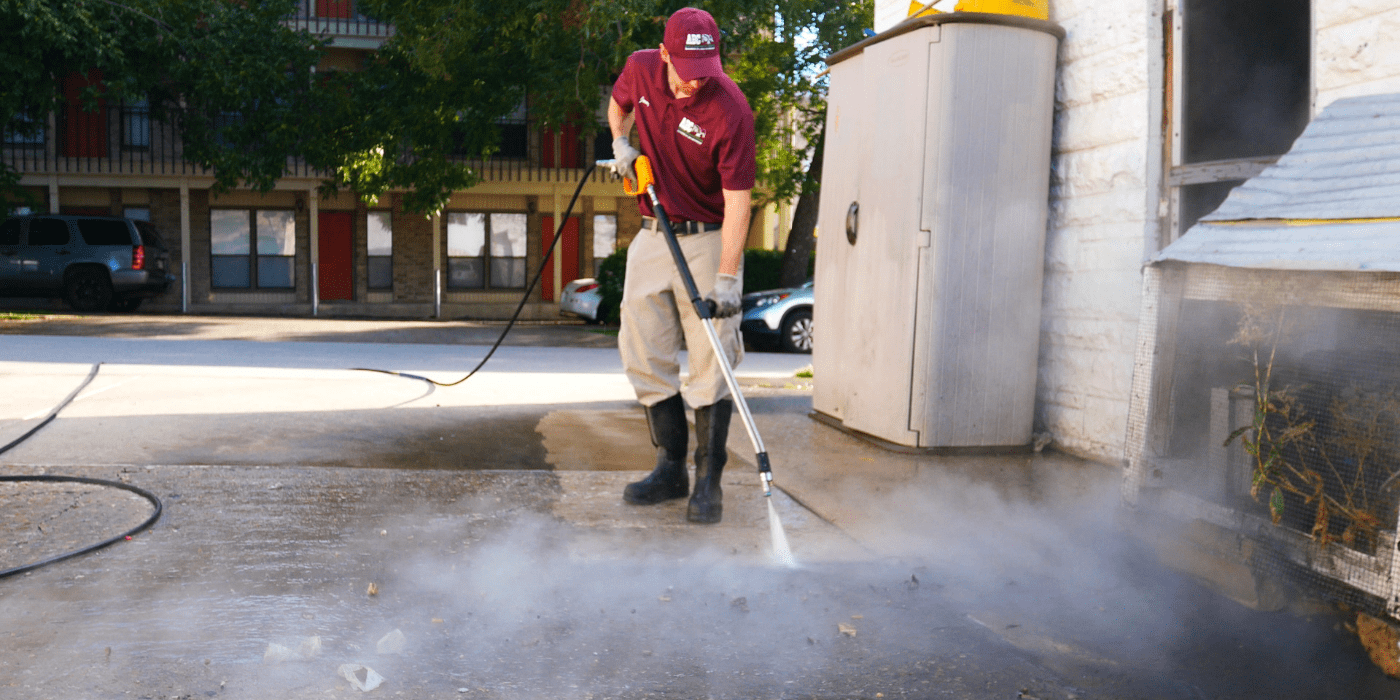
[907,1,941,19]
[954,0,1048,20]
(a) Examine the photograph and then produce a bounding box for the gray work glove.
[610,137,641,182]
[706,273,743,318]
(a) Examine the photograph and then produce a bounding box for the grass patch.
[588,327,620,337]
[795,365,814,379]
[0,312,46,322]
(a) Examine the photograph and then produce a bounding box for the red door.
[317,0,353,18]
[62,71,107,158]
[318,211,353,301]
[539,124,582,168]
[540,216,579,301]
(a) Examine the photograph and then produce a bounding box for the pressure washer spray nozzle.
[757,452,773,497]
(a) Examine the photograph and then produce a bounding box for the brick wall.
[146,188,184,309]
[187,189,211,302]
[1036,0,1157,464]
[391,193,435,302]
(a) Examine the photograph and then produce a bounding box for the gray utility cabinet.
[812,14,1062,449]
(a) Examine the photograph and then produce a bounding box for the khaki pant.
[618,225,743,408]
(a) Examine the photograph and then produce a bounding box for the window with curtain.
[210,209,295,289]
[367,211,392,290]
[447,212,527,289]
[592,214,617,276]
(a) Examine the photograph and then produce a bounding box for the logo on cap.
[686,33,715,52]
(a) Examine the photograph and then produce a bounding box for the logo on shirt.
[639,96,651,108]
[677,117,707,145]
[686,33,716,52]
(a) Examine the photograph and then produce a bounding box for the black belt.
[642,216,721,235]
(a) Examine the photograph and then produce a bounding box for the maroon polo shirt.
[611,49,756,224]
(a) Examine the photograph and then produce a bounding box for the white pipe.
[179,180,190,313]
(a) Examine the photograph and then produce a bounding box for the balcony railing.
[3,104,611,185]
[285,0,393,46]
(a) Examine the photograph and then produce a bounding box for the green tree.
[348,0,872,226]
[1,0,324,204]
[721,0,871,287]
[3,0,872,228]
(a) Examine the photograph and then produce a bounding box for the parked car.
[741,280,813,353]
[0,215,175,312]
[560,277,605,323]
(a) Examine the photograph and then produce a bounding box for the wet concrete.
[1,315,1398,698]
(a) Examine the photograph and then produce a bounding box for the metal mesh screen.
[1127,263,1400,618]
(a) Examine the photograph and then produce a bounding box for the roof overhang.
[1154,93,1400,272]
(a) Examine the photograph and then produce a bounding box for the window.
[0,218,20,245]
[1167,0,1310,239]
[122,98,150,149]
[77,219,133,245]
[497,101,529,159]
[133,220,165,249]
[367,211,392,290]
[592,214,616,276]
[210,209,295,289]
[4,114,45,146]
[29,218,70,245]
[446,212,527,289]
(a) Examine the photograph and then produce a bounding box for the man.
[606,7,756,524]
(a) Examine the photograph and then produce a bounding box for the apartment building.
[4,1,765,319]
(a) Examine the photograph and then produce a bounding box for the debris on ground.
[1357,613,1400,677]
[377,629,407,655]
[263,643,293,663]
[339,664,385,692]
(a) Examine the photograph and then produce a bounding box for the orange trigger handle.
[624,155,654,196]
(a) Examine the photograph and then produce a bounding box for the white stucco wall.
[1037,0,1158,464]
[1315,1,1400,110]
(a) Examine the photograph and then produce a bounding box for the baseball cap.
[663,8,724,81]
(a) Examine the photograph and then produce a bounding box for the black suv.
[0,215,175,311]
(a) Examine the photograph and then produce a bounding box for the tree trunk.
[779,133,824,288]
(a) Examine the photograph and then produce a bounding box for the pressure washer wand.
[599,157,775,497]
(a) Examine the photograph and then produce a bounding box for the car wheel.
[65,268,113,312]
[109,296,143,312]
[780,309,813,354]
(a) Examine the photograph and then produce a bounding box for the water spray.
[602,156,794,566]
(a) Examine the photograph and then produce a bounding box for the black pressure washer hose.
[0,363,164,580]
[2,166,599,577]
[353,162,600,387]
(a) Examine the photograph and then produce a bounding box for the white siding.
[1038,0,1157,464]
[1315,1,1400,110]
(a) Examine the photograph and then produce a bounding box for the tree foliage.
[2,0,323,201]
[3,0,872,223]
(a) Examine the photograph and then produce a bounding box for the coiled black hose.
[0,474,162,580]
[0,363,163,579]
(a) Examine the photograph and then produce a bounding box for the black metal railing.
[285,0,393,42]
[4,106,610,185]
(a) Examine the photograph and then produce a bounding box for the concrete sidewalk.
[1,313,1393,699]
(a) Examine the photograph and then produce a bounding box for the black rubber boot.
[688,399,732,524]
[624,394,690,504]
